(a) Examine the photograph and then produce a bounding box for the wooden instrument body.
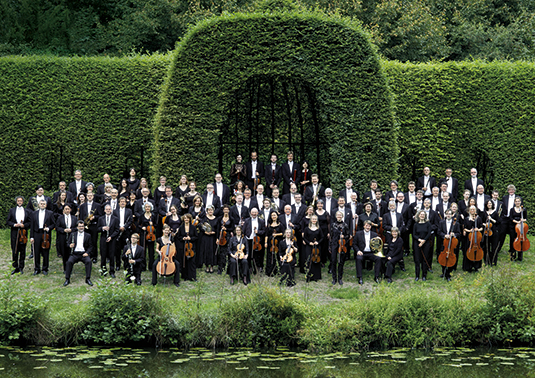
[514,220,530,252]
[156,243,177,275]
[41,224,51,249]
[311,239,320,263]
[439,236,458,267]
[466,230,483,261]
[185,241,194,258]
[146,224,156,242]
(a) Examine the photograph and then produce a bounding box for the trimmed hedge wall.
[151,9,398,192]
[0,54,171,219]
[384,60,535,221]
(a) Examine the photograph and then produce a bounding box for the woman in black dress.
[384,227,404,283]
[299,206,315,273]
[189,195,206,267]
[139,202,157,271]
[510,197,528,261]
[482,199,498,266]
[264,211,283,277]
[300,160,312,195]
[126,168,140,193]
[228,226,250,285]
[358,202,379,232]
[175,175,190,200]
[165,205,181,275]
[216,205,233,275]
[136,178,152,199]
[413,210,432,281]
[278,229,296,287]
[176,213,198,281]
[315,200,330,266]
[118,179,130,200]
[230,154,246,186]
[53,191,69,223]
[152,224,180,287]
[462,205,483,272]
[185,181,200,208]
[201,205,219,273]
[303,215,324,282]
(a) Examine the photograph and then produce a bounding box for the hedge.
[151,7,398,192]
[0,54,171,219]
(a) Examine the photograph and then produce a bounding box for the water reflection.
[0,345,534,377]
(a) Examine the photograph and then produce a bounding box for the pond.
[1,345,534,377]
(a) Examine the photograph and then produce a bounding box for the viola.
[156,242,177,276]
[438,218,458,268]
[513,209,530,252]
[146,222,156,242]
[236,241,246,260]
[466,229,483,262]
[253,177,260,193]
[281,243,293,263]
[338,235,347,254]
[41,224,51,249]
[185,240,194,258]
[484,217,493,237]
[378,219,386,243]
[312,238,320,263]
[253,232,262,252]
[218,228,227,246]
[270,237,279,254]
[18,223,28,244]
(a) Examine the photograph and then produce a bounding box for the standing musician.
[55,204,78,273]
[474,184,490,212]
[228,226,250,285]
[465,168,484,197]
[114,197,133,271]
[175,174,190,199]
[406,190,424,257]
[68,170,87,202]
[184,181,200,208]
[282,183,299,206]
[490,190,503,252]
[213,173,231,206]
[189,195,206,268]
[395,192,410,258]
[384,227,404,283]
[264,210,283,277]
[30,199,55,275]
[242,189,258,211]
[6,196,31,275]
[152,224,180,287]
[321,188,335,216]
[242,207,265,274]
[245,151,265,194]
[436,191,453,220]
[354,220,382,284]
[334,196,352,229]
[134,188,156,220]
[430,187,442,211]
[278,228,296,287]
[303,214,323,282]
[216,205,234,275]
[202,184,222,217]
[230,193,249,226]
[358,202,379,232]
[315,200,331,266]
[499,184,520,255]
[27,185,53,211]
[53,181,75,204]
[63,221,93,286]
[260,198,275,228]
[371,189,388,218]
[304,174,324,206]
[422,198,439,270]
[330,211,350,285]
[292,193,307,273]
[362,180,378,203]
[177,213,198,281]
[78,192,100,263]
[253,185,266,211]
[405,181,417,205]
[339,179,359,204]
[97,204,120,277]
[462,205,483,272]
[122,233,145,285]
[153,176,168,212]
[438,168,459,201]
[349,192,362,233]
[281,151,301,195]
[138,202,157,271]
[159,186,180,226]
[437,209,461,281]
[135,177,151,199]
[265,154,281,198]
[96,174,116,203]
[482,200,498,266]
[230,154,247,186]
[200,205,219,274]
[417,166,436,199]
[300,160,312,194]
[126,168,140,193]
[510,197,528,262]
[413,210,433,281]
[385,180,400,202]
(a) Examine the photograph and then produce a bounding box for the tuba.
[371,237,385,258]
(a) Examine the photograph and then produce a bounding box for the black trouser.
[116,231,130,270]
[356,252,382,279]
[330,247,346,281]
[229,257,250,283]
[141,237,155,271]
[11,229,27,271]
[32,231,50,273]
[65,253,92,279]
[152,258,180,285]
[385,233,405,270]
[100,234,116,274]
[279,262,295,286]
[413,239,431,278]
[247,239,264,273]
[385,255,403,278]
[217,246,228,274]
[126,263,143,284]
[185,254,196,280]
[87,224,99,260]
[497,217,511,252]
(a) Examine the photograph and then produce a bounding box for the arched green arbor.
[152,8,398,190]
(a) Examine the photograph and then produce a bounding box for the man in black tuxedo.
[371,189,388,218]
[242,189,258,211]
[96,174,116,203]
[281,151,301,195]
[114,197,133,271]
[230,194,249,226]
[416,166,436,199]
[436,191,453,220]
[385,181,400,202]
[202,183,222,216]
[279,204,298,231]
[158,186,180,221]
[383,200,405,243]
[213,173,230,205]
[253,185,266,212]
[499,184,521,254]
[134,188,156,219]
[282,183,299,206]
[339,178,360,204]
[304,174,325,205]
[362,180,378,203]
[78,192,101,263]
[242,208,266,273]
[27,185,52,211]
[30,199,55,275]
[333,197,352,228]
[473,184,491,212]
[270,187,286,214]
[464,167,484,197]
[354,221,382,284]
[55,204,78,272]
[53,181,75,204]
[245,151,265,194]
[6,196,31,274]
[438,168,459,201]
[405,181,417,205]
[321,188,336,216]
[63,221,93,286]
[97,204,120,277]
[264,154,281,198]
[68,170,87,201]
[122,233,145,285]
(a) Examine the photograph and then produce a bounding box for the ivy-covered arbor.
[152,6,398,190]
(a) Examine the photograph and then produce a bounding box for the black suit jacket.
[332,205,352,228]
[27,196,53,211]
[212,182,231,205]
[56,214,79,235]
[53,190,75,204]
[242,217,266,239]
[96,182,117,203]
[304,184,325,205]
[271,197,286,213]
[78,202,101,224]
[353,230,379,253]
[437,219,461,239]
[67,232,93,256]
[501,194,523,218]
[158,197,180,217]
[281,161,301,188]
[68,180,88,198]
[383,211,405,233]
[30,209,56,236]
[230,204,249,226]
[202,193,222,215]
[464,178,484,196]
[291,204,307,226]
[435,200,453,220]
[113,208,133,230]
[472,194,491,212]
[438,176,459,200]
[134,198,156,219]
[245,160,265,181]
[97,214,120,239]
[385,190,400,202]
[339,188,360,203]
[362,190,376,204]
[278,213,299,230]
[122,244,145,266]
[264,164,282,187]
[319,197,337,216]
[6,207,31,229]
[242,198,259,212]
[416,176,437,194]
[371,199,388,217]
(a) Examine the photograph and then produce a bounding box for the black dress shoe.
[29,253,34,259]
[428,269,433,273]
[63,279,70,286]
[400,268,406,272]
[19,269,23,274]
[358,278,363,285]
[85,278,93,286]
[446,277,451,282]
[415,277,419,281]
[375,277,380,284]
[42,271,48,276]
[332,279,337,285]
[174,282,180,287]
[422,276,427,282]
[338,279,343,286]
[403,252,409,257]
[191,278,198,282]
[11,269,19,275]
[92,258,97,264]
[33,270,40,276]
[387,278,393,283]
[439,274,444,278]
[136,281,141,286]
[230,278,235,285]
[110,273,116,278]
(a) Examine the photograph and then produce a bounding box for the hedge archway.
[152,8,398,191]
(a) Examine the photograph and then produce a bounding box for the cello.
[513,206,530,253]
[466,222,484,262]
[156,242,177,276]
[438,218,458,268]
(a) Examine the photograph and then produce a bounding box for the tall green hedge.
[384,60,535,220]
[151,9,398,192]
[0,54,171,219]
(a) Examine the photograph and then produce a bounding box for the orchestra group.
[6,152,529,288]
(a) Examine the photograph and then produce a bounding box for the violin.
[236,241,246,260]
[466,228,483,262]
[253,228,262,251]
[18,222,28,244]
[312,238,320,263]
[218,226,227,246]
[192,216,200,227]
[41,224,51,249]
[253,176,260,193]
[270,237,279,254]
[185,239,194,258]
[146,222,156,242]
[484,216,493,237]
[513,207,530,252]
[438,218,458,268]
[156,241,177,276]
[281,242,294,263]
[338,235,347,254]
[378,219,386,243]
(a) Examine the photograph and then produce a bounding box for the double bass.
[513,206,530,253]
[156,241,177,276]
[438,218,458,268]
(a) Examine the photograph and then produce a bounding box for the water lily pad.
[34,366,47,369]
[88,366,104,369]
[235,367,249,370]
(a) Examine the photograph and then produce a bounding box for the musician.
[436,191,453,220]
[153,175,168,206]
[200,205,219,274]
[304,174,324,206]
[216,205,233,275]
[176,175,190,199]
[202,184,221,216]
[253,185,266,210]
[232,180,246,202]
[510,197,528,262]
[384,227,404,283]
[135,178,151,199]
[134,188,156,219]
[354,220,382,284]
[118,179,131,199]
[463,205,483,272]
[53,191,70,223]
[282,183,299,206]
[315,200,331,265]
[449,202,462,271]
[78,192,100,263]
[230,154,247,185]
[437,209,461,281]
[122,233,145,285]
[185,181,200,208]
[96,174,116,203]
[230,194,249,226]
[152,224,180,287]
[113,197,133,271]
[422,197,439,269]
[126,168,140,193]
[339,179,359,204]
[159,186,180,221]
[55,204,78,272]
[407,190,424,255]
[464,168,484,197]
[97,204,119,277]
[385,181,399,201]
[292,193,307,273]
[68,170,87,201]
[100,184,113,205]
[430,187,441,211]
[104,188,120,212]
[245,151,265,193]
[278,228,296,287]
[6,196,31,274]
[30,199,55,275]
[139,202,157,271]
[334,197,352,228]
[499,184,520,255]
[281,151,301,195]
[63,221,93,286]
[363,180,378,203]
[228,226,250,285]
[260,198,275,228]
[177,213,198,281]
[371,189,388,218]
[303,215,324,282]
[27,185,52,211]
[265,154,281,197]
[438,168,459,201]
[358,202,379,232]
[264,211,283,277]
[413,210,432,281]
[416,167,436,198]
[127,191,138,221]
[299,160,312,194]
[329,211,349,285]
[383,201,404,242]
[242,208,265,274]
[165,205,182,237]
[404,181,417,205]
[482,200,499,266]
[188,195,206,267]
[349,192,363,235]
[53,181,75,204]
[243,188,258,211]
[213,173,231,205]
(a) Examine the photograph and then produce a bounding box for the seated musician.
[354,220,382,284]
[152,224,180,287]
[63,221,93,286]
[384,227,403,283]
